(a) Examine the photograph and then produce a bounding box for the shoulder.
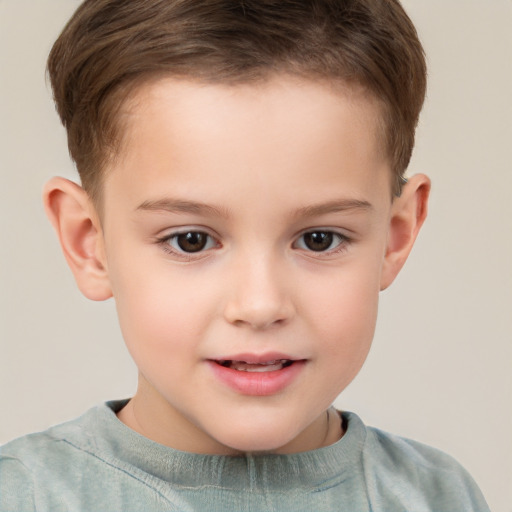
[0,402,179,511]
[0,450,35,512]
[348,414,490,512]
[0,414,92,474]
[0,404,117,511]
[363,422,464,474]
[0,432,52,512]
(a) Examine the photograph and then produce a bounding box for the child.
[0,0,490,510]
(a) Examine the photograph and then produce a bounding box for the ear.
[43,177,112,301]
[380,174,431,290]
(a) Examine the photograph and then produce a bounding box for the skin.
[44,76,429,455]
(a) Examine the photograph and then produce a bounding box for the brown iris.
[302,231,334,251]
[176,232,209,252]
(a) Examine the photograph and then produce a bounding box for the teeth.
[233,361,284,372]
[218,359,292,372]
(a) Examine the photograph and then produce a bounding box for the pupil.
[177,232,207,252]
[304,231,333,251]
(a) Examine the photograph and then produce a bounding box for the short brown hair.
[47,0,426,201]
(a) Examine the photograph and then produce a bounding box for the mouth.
[208,354,306,395]
[215,359,295,372]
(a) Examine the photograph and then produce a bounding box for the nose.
[223,253,295,330]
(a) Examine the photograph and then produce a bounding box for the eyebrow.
[136,198,229,218]
[136,197,373,219]
[294,199,373,218]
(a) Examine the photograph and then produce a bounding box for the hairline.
[90,70,393,216]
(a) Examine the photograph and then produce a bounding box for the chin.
[209,419,303,455]
[222,436,291,455]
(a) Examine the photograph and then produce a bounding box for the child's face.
[97,77,402,454]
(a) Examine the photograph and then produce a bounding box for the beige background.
[1,1,511,511]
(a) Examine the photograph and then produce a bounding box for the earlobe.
[43,177,113,301]
[380,174,430,290]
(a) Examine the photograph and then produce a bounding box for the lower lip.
[207,360,306,396]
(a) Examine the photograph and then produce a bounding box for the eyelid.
[292,228,352,256]
[155,226,221,260]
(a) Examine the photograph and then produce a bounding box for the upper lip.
[209,352,302,364]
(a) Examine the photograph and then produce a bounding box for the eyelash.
[156,228,351,260]
[156,230,219,261]
[293,230,351,256]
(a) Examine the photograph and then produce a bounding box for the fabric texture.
[0,400,489,512]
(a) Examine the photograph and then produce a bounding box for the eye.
[294,230,346,252]
[166,231,217,253]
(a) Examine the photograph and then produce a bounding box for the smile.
[208,356,306,396]
[216,359,295,372]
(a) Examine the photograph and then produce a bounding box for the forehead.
[106,75,391,210]
[120,75,386,148]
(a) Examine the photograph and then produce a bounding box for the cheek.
[109,257,216,367]
[305,259,381,368]
[319,286,378,353]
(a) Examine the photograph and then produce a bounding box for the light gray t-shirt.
[0,400,489,511]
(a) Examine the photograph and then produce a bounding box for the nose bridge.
[223,245,293,329]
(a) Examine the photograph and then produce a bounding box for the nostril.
[222,271,295,329]
[230,315,289,330]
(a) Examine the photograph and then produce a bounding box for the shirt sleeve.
[0,456,36,512]
[362,427,491,512]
